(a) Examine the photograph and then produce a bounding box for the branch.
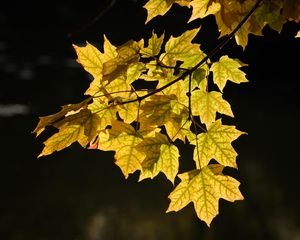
[120,0,263,105]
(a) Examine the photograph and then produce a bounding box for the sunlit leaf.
[143,0,175,23]
[33,98,90,136]
[141,31,165,57]
[211,55,248,91]
[161,28,202,67]
[191,120,245,168]
[137,133,179,183]
[189,0,220,23]
[167,165,243,226]
[192,90,233,126]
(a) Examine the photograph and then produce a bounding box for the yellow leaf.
[140,94,177,126]
[38,108,104,157]
[33,98,90,136]
[126,62,146,84]
[296,31,300,38]
[73,42,104,79]
[191,120,244,168]
[165,110,190,142]
[191,90,233,126]
[143,60,175,85]
[98,122,143,178]
[102,40,141,84]
[143,0,175,23]
[163,81,188,114]
[189,0,220,23]
[167,165,243,226]
[211,55,248,92]
[110,119,137,136]
[158,144,180,183]
[118,101,140,124]
[137,133,179,183]
[103,35,117,61]
[88,99,117,130]
[175,0,190,7]
[235,21,251,50]
[39,124,86,157]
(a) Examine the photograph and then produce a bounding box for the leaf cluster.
[34,0,298,225]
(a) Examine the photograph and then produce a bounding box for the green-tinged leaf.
[143,0,175,23]
[189,0,220,23]
[191,65,209,91]
[102,40,140,82]
[137,133,179,183]
[33,98,90,136]
[161,28,203,67]
[143,60,176,86]
[167,165,243,226]
[211,55,248,91]
[254,1,286,33]
[192,120,244,168]
[142,31,165,57]
[191,90,233,126]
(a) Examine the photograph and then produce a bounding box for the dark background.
[0,1,299,239]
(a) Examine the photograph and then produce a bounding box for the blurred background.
[0,0,299,239]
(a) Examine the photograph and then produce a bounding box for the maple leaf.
[190,120,244,168]
[140,94,177,126]
[143,0,175,23]
[88,99,117,130]
[253,1,286,33]
[39,109,100,157]
[33,98,90,136]
[167,164,244,226]
[137,132,179,183]
[211,55,248,92]
[189,0,220,23]
[161,28,203,67]
[191,90,233,126]
[73,42,103,79]
[98,120,144,178]
[141,31,165,57]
